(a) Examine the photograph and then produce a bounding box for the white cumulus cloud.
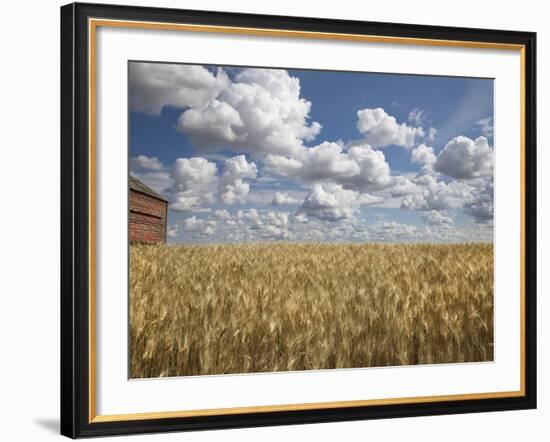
[341,144,393,191]
[420,210,453,225]
[219,155,258,204]
[390,176,421,197]
[298,183,382,221]
[175,68,321,157]
[434,136,494,179]
[167,224,179,238]
[130,155,173,196]
[176,99,244,148]
[402,175,474,211]
[356,107,425,149]
[411,143,437,175]
[213,209,232,220]
[182,216,217,236]
[272,192,299,205]
[130,155,164,171]
[411,144,436,166]
[183,216,204,231]
[464,179,494,223]
[265,142,391,192]
[129,63,230,115]
[166,155,258,210]
[368,221,420,241]
[168,157,218,212]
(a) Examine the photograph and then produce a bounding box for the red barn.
[129,175,168,244]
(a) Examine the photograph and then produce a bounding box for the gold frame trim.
[88,18,527,424]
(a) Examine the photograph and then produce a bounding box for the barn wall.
[129,191,167,244]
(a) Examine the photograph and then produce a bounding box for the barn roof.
[129,175,168,202]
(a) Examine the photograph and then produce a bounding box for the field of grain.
[130,242,493,378]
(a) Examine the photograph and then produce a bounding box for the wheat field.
[129,242,493,378]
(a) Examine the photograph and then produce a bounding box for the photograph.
[128,61,495,379]
[58,3,537,437]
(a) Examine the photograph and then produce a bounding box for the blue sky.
[129,62,494,243]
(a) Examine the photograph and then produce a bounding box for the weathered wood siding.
[129,190,167,244]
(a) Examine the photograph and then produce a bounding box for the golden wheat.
[129,242,493,378]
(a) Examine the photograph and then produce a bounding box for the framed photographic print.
[60,2,537,438]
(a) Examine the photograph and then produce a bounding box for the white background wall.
[0,0,546,440]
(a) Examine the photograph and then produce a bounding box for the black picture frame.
[61,2,537,438]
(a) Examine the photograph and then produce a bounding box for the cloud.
[173,205,490,244]
[420,210,453,225]
[434,136,494,180]
[130,170,173,197]
[175,68,321,157]
[264,141,359,185]
[130,155,164,171]
[228,209,292,239]
[131,63,495,243]
[176,99,244,148]
[265,211,289,227]
[242,208,262,227]
[129,63,230,115]
[294,142,359,181]
[406,109,437,142]
[168,157,218,211]
[251,211,291,240]
[260,224,288,239]
[167,224,179,238]
[213,209,232,220]
[298,183,382,221]
[411,144,436,166]
[402,175,474,211]
[165,155,258,210]
[219,155,258,204]
[408,107,427,126]
[294,212,308,223]
[402,171,493,224]
[390,175,420,197]
[367,221,420,241]
[411,143,436,175]
[219,180,251,205]
[169,195,207,212]
[171,157,218,194]
[476,117,494,137]
[356,107,425,148]
[183,216,204,231]
[363,220,486,243]
[207,208,302,241]
[272,192,299,205]
[341,144,393,191]
[130,155,173,196]
[464,179,494,223]
[265,142,391,192]
[204,223,216,236]
[182,216,217,236]
[263,155,302,177]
